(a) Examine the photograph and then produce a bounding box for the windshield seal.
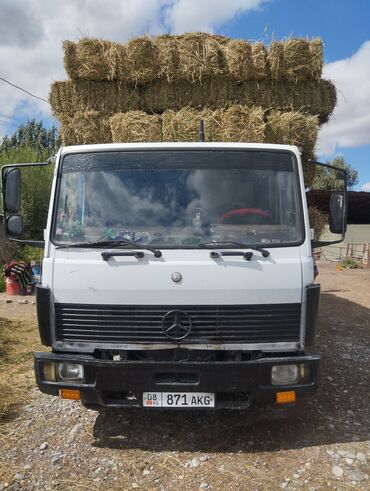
[50,148,306,249]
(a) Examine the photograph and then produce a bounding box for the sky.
[0,0,369,190]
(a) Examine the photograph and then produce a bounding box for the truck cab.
[1,142,347,410]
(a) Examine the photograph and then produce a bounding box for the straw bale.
[251,42,269,80]
[162,108,201,141]
[177,32,224,82]
[221,105,265,142]
[108,43,129,80]
[268,38,323,82]
[50,78,336,124]
[110,112,162,142]
[308,206,327,240]
[63,41,79,79]
[155,35,180,82]
[268,41,285,81]
[309,38,323,79]
[72,111,111,144]
[283,38,312,81]
[225,39,254,80]
[265,110,319,158]
[302,161,316,188]
[76,38,115,80]
[126,36,160,84]
[58,114,77,146]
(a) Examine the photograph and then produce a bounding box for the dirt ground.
[0,263,369,490]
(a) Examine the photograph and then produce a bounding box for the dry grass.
[60,106,320,148]
[126,36,160,84]
[60,111,111,145]
[265,110,319,159]
[50,78,336,124]
[251,42,269,80]
[155,35,180,82]
[0,317,41,420]
[268,38,323,82]
[225,39,254,81]
[221,105,265,142]
[308,206,327,240]
[110,111,162,142]
[177,32,224,82]
[62,35,324,83]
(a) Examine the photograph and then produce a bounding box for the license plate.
[143,392,215,408]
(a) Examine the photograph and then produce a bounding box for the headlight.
[271,364,299,386]
[43,362,56,381]
[57,362,84,382]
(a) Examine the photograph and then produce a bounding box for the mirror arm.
[9,238,45,248]
[311,238,346,248]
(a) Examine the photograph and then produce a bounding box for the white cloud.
[165,0,268,33]
[318,41,370,155]
[361,182,370,192]
[0,0,267,139]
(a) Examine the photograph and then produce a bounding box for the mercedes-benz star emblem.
[171,272,182,283]
[161,310,192,341]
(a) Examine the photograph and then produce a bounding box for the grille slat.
[55,303,301,344]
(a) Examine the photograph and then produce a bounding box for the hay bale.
[75,38,115,80]
[155,35,180,82]
[221,105,265,142]
[177,32,224,82]
[283,38,312,81]
[302,161,316,188]
[251,42,269,80]
[50,78,336,124]
[162,108,201,141]
[63,41,79,79]
[59,114,77,146]
[72,111,111,144]
[126,36,160,84]
[308,206,327,240]
[225,39,254,80]
[108,43,129,81]
[309,38,323,79]
[268,38,323,81]
[162,108,226,142]
[265,110,319,158]
[49,81,77,117]
[110,112,162,142]
[268,41,285,80]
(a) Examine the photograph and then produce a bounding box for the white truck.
[1,142,347,410]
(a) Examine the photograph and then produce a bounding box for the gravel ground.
[0,263,369,490]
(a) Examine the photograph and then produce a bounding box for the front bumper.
[35,352,320,410]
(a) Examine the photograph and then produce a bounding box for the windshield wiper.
[56,239,162,257]
[198,241,270,257]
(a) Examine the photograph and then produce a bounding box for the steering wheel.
[218,207,272,225]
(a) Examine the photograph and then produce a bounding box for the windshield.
[53,150,304,247]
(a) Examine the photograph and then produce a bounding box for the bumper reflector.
[60,388,81,400]
[276,390,296,404]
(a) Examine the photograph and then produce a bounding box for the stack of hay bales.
[50,34,336,186]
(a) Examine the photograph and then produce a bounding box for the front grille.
[55,303,301,344]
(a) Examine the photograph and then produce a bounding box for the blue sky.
[0,0,369,189]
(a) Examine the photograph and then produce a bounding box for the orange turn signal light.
[276,390,296,404]
[60,388,81,400]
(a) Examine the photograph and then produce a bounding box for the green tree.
[0,119,60,156]
[312,156,358,190]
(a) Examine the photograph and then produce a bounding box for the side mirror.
[3,167,21,213]
[6,214,23,237]
[307,160,348,248]
[329,192,346,234]
[1,161,51,247]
